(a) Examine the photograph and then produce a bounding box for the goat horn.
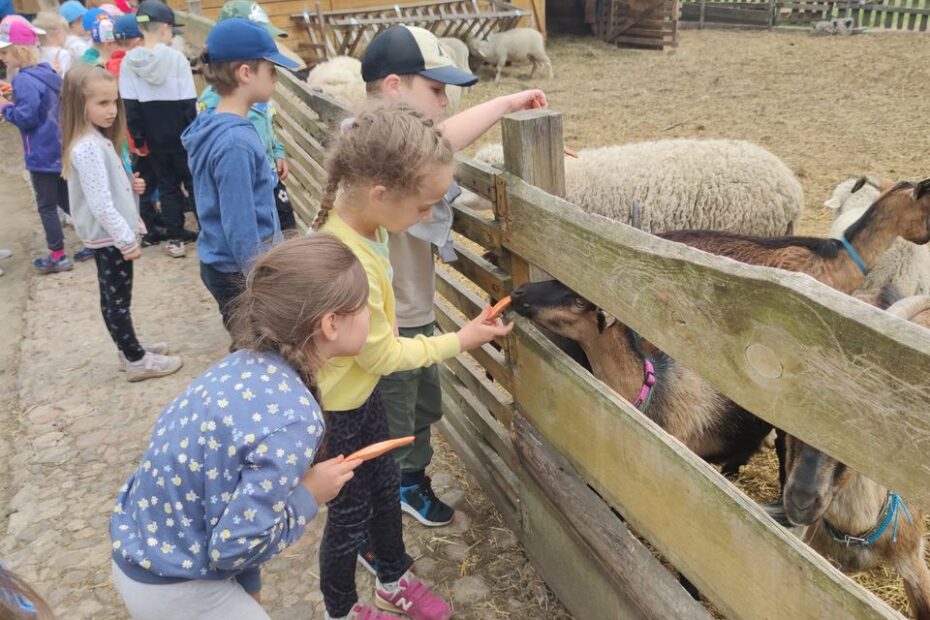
[887,295,930,321]
[851,175,885,193]
[914,178,930,200]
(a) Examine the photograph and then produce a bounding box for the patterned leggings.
[94,246,145,362]
[319,391,408,617]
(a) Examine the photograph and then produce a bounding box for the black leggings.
[94,246,145,362]
[319,391,407,617]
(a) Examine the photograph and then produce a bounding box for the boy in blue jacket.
[181,18,300,331]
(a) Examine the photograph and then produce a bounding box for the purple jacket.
[2,63,63,174]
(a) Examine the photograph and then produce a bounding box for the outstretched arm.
[438,89,547,151]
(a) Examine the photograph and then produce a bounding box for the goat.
[887,294,930,330]
[510,280,774,477]
[782,433,930,619]
[661,177,930,295]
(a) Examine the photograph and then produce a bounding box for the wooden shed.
[169,0,544,53]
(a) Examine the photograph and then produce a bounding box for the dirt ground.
[463,29,930,237]
[0,123,563,619]
[461,28,930,617]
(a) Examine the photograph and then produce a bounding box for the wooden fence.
[181,12,930,619]
[681,0,930,30]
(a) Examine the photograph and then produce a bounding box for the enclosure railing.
[680,0,930,31]
[182,12,930,618]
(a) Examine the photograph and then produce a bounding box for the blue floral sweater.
[110,350,323,593]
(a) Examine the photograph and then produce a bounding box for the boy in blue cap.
[182,18,299,331]
[59,0,89,60]
[80,9,118,66]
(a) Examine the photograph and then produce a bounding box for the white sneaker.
[118,342,169,371]
[0,249,12,260]
[164,240,186,258]
[125,352,183,383]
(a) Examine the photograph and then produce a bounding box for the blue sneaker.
[357,535,415,577]
[33,254,73,274]
[400,477,454,527]
[73,247,95,262]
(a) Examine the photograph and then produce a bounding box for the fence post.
[500,110,566,288]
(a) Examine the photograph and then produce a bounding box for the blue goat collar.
[840,236,870,277]
[823,491,912,547]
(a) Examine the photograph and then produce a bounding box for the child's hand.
[301,455,362,505]
[456,306,515,351]
[507,90,548,113]
[123,247,142,261]
[275,158,289,182]
[132,173,145,195]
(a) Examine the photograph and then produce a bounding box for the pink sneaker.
[349,603,403,619]
[375,573,452,620]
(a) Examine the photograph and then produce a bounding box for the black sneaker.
[399,477,454,527]
[178,229,199,242]
[357,535,415,576]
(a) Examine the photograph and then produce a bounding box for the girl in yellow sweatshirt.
[312,104,511,620]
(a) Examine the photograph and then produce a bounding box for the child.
[110,235,366,619]
[120,0,197,258]
[196,0,297,232]
[80,8,118,66]
[0,17,94,273]
[312,104,513,620]
[60,63,183,380]
[33,11,73,75]
[59,0,90,61]
[360,25,546,533]
[182,18,298,329]
[113,12,165,246]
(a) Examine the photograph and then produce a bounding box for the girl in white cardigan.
[61,64,183,382]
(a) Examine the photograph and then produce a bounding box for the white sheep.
[468,27,552,83]
[824,178,930,296]
[462,139,803,236]
[438,37,471,113]
[305,55,366,112]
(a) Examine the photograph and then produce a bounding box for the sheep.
[468,27,552,82]
[887,294,930,330]
[438,37,471,113]
[305,55,366,112]
[462,139,804,237]
[510,280,776,478]
[824,177,930,297]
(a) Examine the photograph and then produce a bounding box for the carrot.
[346,436,415,463]
[487,296,512,321]
[564,147,579,159]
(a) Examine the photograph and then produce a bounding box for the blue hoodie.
[110,349,323,594]
[181,111,281,273]
[3,63,63,174]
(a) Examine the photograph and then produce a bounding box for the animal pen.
[679,0,930,31]
[182,12,930,619]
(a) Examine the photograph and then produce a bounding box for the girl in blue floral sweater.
[110,235,366,619]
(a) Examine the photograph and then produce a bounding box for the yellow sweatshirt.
[317,212,461,411]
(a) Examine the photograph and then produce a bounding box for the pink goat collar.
[632,359,657,411]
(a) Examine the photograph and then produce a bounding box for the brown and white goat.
[782,435,930,619]
[660,177,930,294]
[510,281,774,476]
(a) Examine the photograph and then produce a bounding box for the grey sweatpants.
[111,561,269,620]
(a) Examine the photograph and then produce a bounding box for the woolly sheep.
[438,37,471,113]
[461,139,803,236]
[824,178,930,296]
[305,55,366,112]
[468,27,552,82]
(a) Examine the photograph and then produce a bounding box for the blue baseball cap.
[89,14,116,43]
[361,25,477,86]
[203,18,299,69]
[82,8,106,33]
[60,0,87,26]
[113,14,141,40]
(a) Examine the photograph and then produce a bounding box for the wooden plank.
[434,297,513,393]
[454,154,499,202]
[277,69,349,129]
[444,241,512,300]
[435,263,487,318]
[513,413,714,620]
[511,321,899,620]
[498,159,930,513]
[273,102,328,179]
[439,369,518,470]
[442,353,513,426]
[451,204,502,251]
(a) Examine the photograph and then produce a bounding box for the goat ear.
[914,179,930,200]
[596,310,617,334]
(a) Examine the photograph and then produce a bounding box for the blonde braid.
[312,175,341,231]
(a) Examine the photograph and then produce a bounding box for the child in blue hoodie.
[110,235,365,619]
[182,18,300,331]
[0,18,94,272]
